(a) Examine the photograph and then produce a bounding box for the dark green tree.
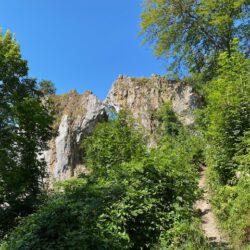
[140,0,249,79]
[0,31,54,237]
[39,80,56,95]
[155,102,182,137]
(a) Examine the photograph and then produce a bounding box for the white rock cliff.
[44,91,107,181]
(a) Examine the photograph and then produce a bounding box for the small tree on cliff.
[39,80,56,95]
[0,30,54,238]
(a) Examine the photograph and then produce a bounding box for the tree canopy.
[140,0,250,79]
[0,31,54,237]
[39,80,56,95]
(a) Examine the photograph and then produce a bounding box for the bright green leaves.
[81,108,203,248]
[201,43,250,182]
[0,30,28,80]
[211,176,250,248]
[196,42,250,248]
[82,110,147,175]
[155,102,182,137]
[199,0,248,42]
[206,40,250,107]
[234,131,250,173]
[140,0,249,79]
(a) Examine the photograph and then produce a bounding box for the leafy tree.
[39,80,56,95]
[140,0,249,79]
[0,31,54,238]
[155,102,182,137]
[82,110,147,175]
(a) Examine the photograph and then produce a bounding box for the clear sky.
[0,0,167,99]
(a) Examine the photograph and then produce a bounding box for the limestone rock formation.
[106,75,202,133]
[44,76,202,181]
[43,91,107,181]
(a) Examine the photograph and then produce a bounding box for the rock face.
[44,91,107,181]
[106,76,202,133]
[44,76,202,181]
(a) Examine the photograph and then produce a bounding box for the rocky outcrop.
[106,75,202,133]
[44,76,202,181]
[43,91,107,181]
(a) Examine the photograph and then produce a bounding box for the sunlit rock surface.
[106,75,202,133]
[44,91,107,181]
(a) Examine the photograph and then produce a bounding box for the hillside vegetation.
[0,0,250,249]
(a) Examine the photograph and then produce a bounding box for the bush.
[1,178,131,250]
[157,218,214,250]
[211,174,250,249]
[82,110,147,175]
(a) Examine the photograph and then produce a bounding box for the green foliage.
[82,110,147,175]
[197,43,250,249]
[200,42,250,183]
[2,108,210,249]
[140,0,249,79]
[39,80,56,95]
[157,103,205,168]
[183,73,206,96]
[0,30,28,80]
[130,77,153,86]
[0,31,54,238]
[1,178,131,250]
[210,174,250,249]
[1,146,200,249]
[2,3,250,247]
[157,218,216,250]
[155,102,182,137]
[234,131,250,174]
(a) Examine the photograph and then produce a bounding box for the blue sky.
[0,0,167,99]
